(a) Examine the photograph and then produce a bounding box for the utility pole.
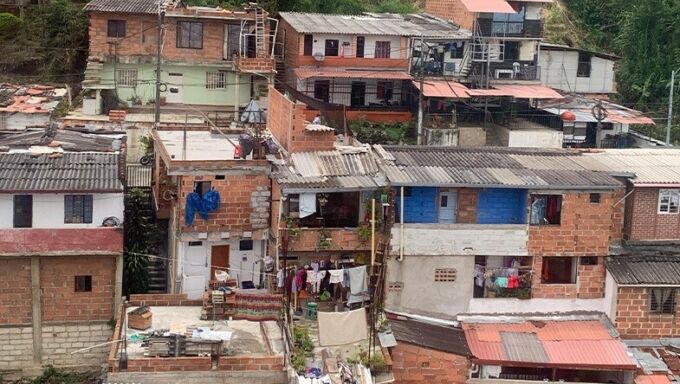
[154,0,166,129]
[417,36,424,145]
[667,69,676,145]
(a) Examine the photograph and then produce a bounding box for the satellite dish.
[313,52,325,62]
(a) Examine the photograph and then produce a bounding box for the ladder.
[254,4,266,58]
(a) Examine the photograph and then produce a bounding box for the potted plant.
[318,228,332,249]
[357,223,371,244]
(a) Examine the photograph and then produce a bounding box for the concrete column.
[114,253,123,319]
[234,72,241,121]
[30,256,42,365]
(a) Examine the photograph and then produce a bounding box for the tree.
[123,188,161,296]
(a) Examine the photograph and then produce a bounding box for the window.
[239,240,254,251]
[659,189,680,214]
[64,195,93,224]
[541,257,576,284]
[107,20,126,38]
[292,192,360,228]
[74,275,92,292]
[376,81,393,101]
[13,195,32,228]
[356,36,365,58]
[530,195,562,225]
[504,41,520,61]
[577,52,592,78]
[177,21,203,49]
[313,80,330,102]
[650,288,676,314]
[449,41,465,59]
[303,34,313,56]
[325,39,339,56]
[194,181,211,196]
[188,241,203,246]
[580,256,599,266]
[434,268,457,282]
[215,175,225,180]
[225,24,240,59]
[589,193,601,204]
[116,69,138,87]
[206,71,227,89]
[374,41,391,59]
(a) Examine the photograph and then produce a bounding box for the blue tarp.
[185,190,221,226]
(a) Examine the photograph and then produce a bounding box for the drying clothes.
[185,192,208,226]
[348,266,368,295]
[496,277,508,288]
[276,269,284,288]
[508,275,520,289]
[328,270,344,284]
[299,193,317,218]
[342,269,350,288]
[315,271,327,293]
[311,261,319,273]
[306,271,317,284]
[317,308,368,346]
[203,190,221,211]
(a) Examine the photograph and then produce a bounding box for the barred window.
[206,71,227,89]
[116,69,138,87]
[374,41,391,58]
[650,288,676,314]
[64,195,93,224]
[658,189,680,214]
[434,268,457,282]
[177,21,203,49]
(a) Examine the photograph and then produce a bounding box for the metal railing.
[489,63,540,81]
[477,19,543,38]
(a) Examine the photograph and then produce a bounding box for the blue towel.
[185,192,208,226]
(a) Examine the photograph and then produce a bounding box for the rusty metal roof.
[0,127,123,152]
[0,84,66,115]
[606,256,680,285]
[390,318,471,356]
[84,0,162,14]
[0,152,123,193]
[374,145,622,190]
[463,319,636,369]
[273,147,386,192]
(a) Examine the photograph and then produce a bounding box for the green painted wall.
[99,63,258,107]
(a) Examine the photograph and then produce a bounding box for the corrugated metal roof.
[0,152,123,192]
[83,0,161,14]
[606,256,680,285]
[0,127,123,152]
[294,68,412,80]
[375,145,622,189]
[463,320,636,369]
[540,96,654,125]
[574,149,680,185]
[459,0,516,13]
[390,318,470,356]
[412,80,470,98]
[279,12,471,38]
[126,164,152,188]
[273,148,386,192]
[492,85,564,100]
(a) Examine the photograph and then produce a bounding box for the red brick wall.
[615,287,680,338]
[287,228,370,252]
[129,293,202,307]
[391,342,469,384]
[0,258,32,325]
[41,256,115,322]
[179,174,271,232]
[0,228,123,254]
[457,188,478,224]
[124,357,213,372]
[425,0,476,30]
[627,187,680,242]
[530,256,605,299]
[217,355,284,371]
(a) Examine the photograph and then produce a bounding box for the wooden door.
[210,245,230,280]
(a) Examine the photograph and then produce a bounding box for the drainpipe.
[275,195,284,269]
[399,186,404,262]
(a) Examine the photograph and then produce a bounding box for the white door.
[167,73,183,104]
[438,192,457,224]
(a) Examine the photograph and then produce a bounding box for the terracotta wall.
[616,287,680,338]
[0,258,32,325]
[626,187,680,242]
[391,342,469,384]
[425,0,475,30]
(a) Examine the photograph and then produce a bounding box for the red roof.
[412,80,470,98]
[463,320,636,370]
[636,375,672,384]
[294,68,412,80]
[492,84,564,99]
[459,0,516,13]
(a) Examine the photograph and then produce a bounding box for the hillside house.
[0,129,124,373]
[82,0,276,115]
[540,43,618,95]
[0,84,67,131]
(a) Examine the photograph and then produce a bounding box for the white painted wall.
[467,297,607,314]
[0,193,124,228]
[540,49,616,93]
[310,34,403,59]
[603,271,619,323]
[391,224,529,257]
[2,113,51,131]
[525,4,542,20]
[518,40,537,62]
[507,128,563,148]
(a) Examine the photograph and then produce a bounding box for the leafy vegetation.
[350,120,413,145]
[9,365,100,384]
[292,326,315,372]
[124,188,162,296]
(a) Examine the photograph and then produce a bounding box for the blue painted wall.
[396,187,438,223]
[476,188,527,224]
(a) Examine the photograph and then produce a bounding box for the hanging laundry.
[185,192,208,225]
[328,269,344,285]
[348,266,368,295]
[299,193,317,218]
[203,189,221,211]
[317,308,368,346]
[496,277,508,288]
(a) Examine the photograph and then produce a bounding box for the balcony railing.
[477,20,543,38]
[489,62,540,81]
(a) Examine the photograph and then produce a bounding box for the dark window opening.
[449,42,465,59]
[107,20,126,38]
[397,187,412,198]
[239,239,254,251]
[75,275,92,292]
[64,195,93,224]
[286,192,360,228]
[356,36,365,58]
[194,181,211,196]
[215,175,225,180]
[225,24,241,59]
[504,41,520,61]
[376,81,393,101]
[530,195,562,225]
[580,256,599,266]
[303,34,313,56]
[650,289,676,314]
[577,52,592,77]
[325,39,339,56]
[177,21,203,49]
[374,41,391,59]
[350,81,366,107]
[13,195,32,228]
[188,241,203,246]
[589,193,601,204]
[541,257,576,284]
[314,80,330,102]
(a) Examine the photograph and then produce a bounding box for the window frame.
[313,80,330,102]
[577,52,592,78]
[239,239,254,251]
[116,69,138,87]
[13,195,32,228]
[356,36,365,58]
[206,71,227,89]
[376,81,394,101]
[541,256,577,284]
[530,194,562,225]
[374,41,391,59]
[176,21,204,49]
[107,20,126,38]
[74,275,92,292]
[64,195,94,224]
[650,288,676,314]
[658,189,680,214]
[193,181,211,196]
[324,39,339,57]
[589,193,601,204]
[303,34,313,56]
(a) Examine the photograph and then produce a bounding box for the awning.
[466,88,514,97]
[492,84,564,99]
[635,376,672,384]
[294,68,412,80]
[412,80,470,99]
[459,0,516,13]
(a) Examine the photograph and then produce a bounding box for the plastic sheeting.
[240,99,266,124]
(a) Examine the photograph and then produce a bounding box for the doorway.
[350,82,366,107]
[438,191,457,224]
[166,73,183,104]
[210,245,230,280]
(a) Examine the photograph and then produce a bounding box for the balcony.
[488,62,540,81]
[477,20,543,38]
[286,228,372,252]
